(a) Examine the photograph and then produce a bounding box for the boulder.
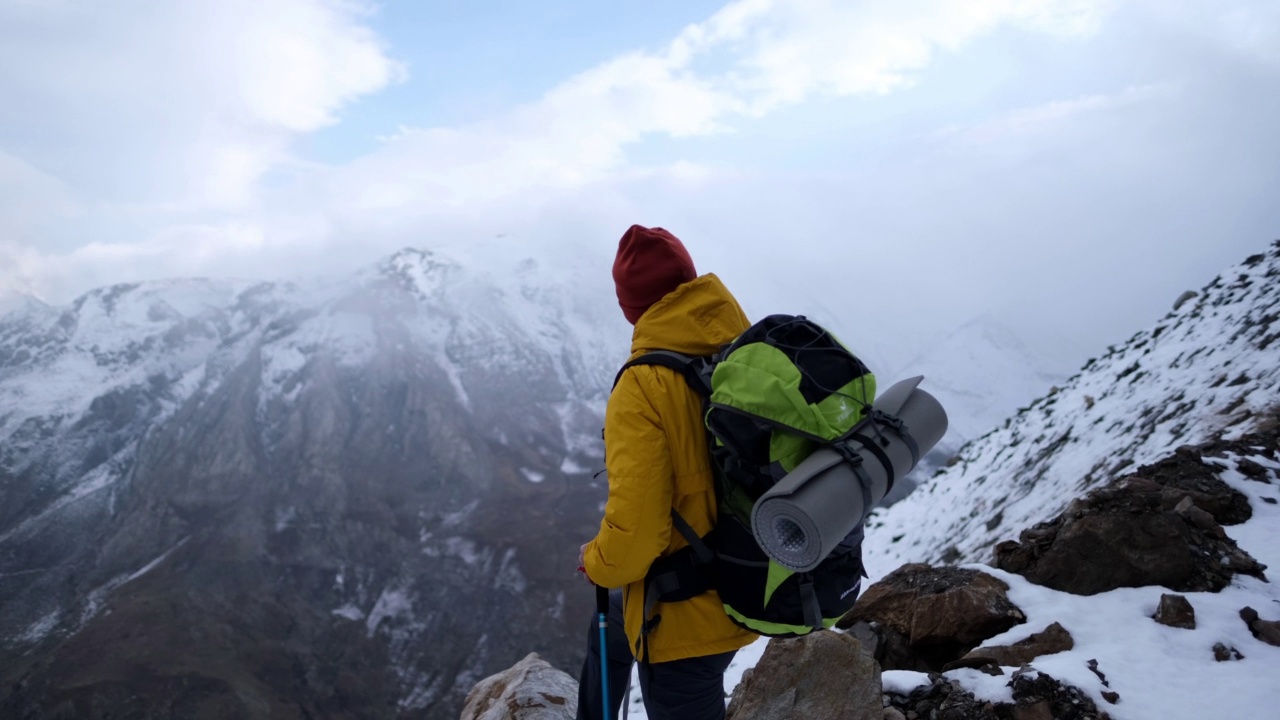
[1152,594,1196,629]
[944,622,1074,672]
[726,631,881,720]
[460,653,577,720]
[993,469,1266,595]
[838,564,1025,671]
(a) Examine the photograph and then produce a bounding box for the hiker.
[576,225,757,720]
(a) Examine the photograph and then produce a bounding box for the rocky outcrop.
[944,622,1074,673]
[837,565,1025,671]
[993,439,1268,595]
[460,653,577,720]
[884,669,1109,720]
[726,632,881,720]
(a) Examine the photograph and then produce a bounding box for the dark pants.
[576,590,736,720]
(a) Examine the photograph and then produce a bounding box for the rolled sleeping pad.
[751,376,948,572]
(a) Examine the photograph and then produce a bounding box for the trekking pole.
[596,585,612,720]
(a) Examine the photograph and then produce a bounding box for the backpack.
[614,314,881,637]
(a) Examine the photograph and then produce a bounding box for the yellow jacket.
[583,273,759,662]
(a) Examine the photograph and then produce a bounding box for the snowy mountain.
[864,241,1280,574]
[0,249,626,718]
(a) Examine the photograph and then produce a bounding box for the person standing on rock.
[576,225,757,720]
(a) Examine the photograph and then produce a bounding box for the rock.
[726,631,881,720]
[1234,458,1272,482]
[1009,672,1107,720]
[1012,700,1053,720]
[945,622,1074,671]
[993,458,1267,595]
[1212,643,1245,662]
[1240,607,1280,646]
[1101,690,1121,704]
[1086,659,1110,688]
[1002,512,1197,595]
[460,653,577,720]
[838,565,1025,671]
[883,670,1106,720]
[1153,594,1196,629]
[1173,290,1198,311]
[883,707,907,720]
[846,620,880,656]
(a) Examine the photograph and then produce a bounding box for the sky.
[1,0,1278,374]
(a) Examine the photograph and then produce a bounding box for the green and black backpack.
[613,314,877,637]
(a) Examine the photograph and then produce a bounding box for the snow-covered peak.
[864,241,1280,574]
[374,246,465,303]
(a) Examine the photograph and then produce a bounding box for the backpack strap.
[642,509,716,620]
[613,351,714,397]
[799,576,822,630]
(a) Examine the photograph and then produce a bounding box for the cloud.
[937,83,1176,147]
[1,0,1277,379]
[321,0,1113,217]
[0,0,401,211]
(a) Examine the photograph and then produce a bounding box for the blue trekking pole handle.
[596,584,611,720]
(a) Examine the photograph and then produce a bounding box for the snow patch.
[14,609,61,645]
[494,548,526,594]
[332,604,365,621]
[124,536,191,584]
[366,586,414,638]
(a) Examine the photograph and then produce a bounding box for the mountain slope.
[864,241,1280,575]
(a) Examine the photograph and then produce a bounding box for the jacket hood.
[630,273,750,358]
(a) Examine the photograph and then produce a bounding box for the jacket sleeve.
[583,367,674,589]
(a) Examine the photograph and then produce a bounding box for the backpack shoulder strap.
[612,350,713,397]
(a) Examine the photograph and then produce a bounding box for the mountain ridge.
[864,241,1280,575]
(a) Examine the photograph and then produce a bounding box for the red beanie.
[613,225,697,324]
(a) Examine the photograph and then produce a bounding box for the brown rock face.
[1153,594,1196,629]
[838,564,1025,671]
[993,445,1268,596]
[945,622,1074,672]
[460,653,577,720]
[726,632,881,720]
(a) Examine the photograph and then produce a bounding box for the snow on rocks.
[876,429,1280,719]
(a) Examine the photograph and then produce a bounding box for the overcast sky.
[1,0,1277,373]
